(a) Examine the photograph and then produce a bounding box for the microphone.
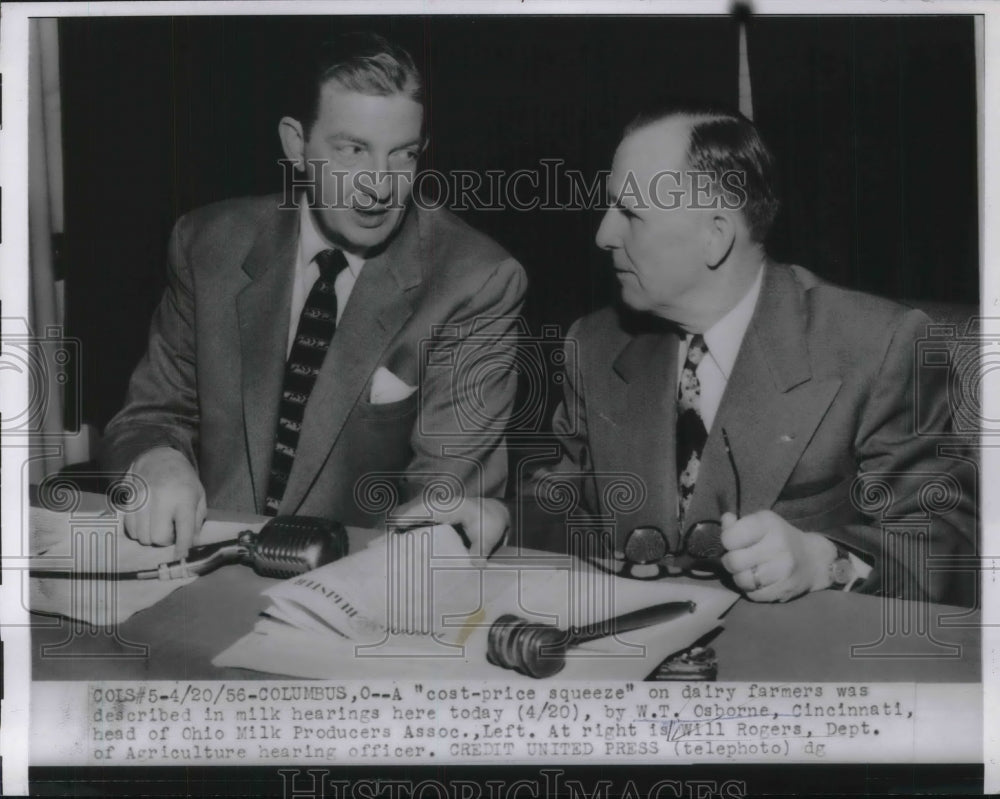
[29,515,349,581]
[486,601,696,678]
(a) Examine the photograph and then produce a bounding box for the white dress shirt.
[677,264,764,432]
[287,202,366,356]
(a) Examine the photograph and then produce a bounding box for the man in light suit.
[101,33,526,557]
[404,103,974,606]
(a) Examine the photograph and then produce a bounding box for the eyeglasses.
[590,429,741,580]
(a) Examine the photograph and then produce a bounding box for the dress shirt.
[287,202,366,356]
[676,263,868,588]
[677,263,764,432]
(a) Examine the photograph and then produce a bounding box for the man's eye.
[334,144,365,160]
[390,149,420,167]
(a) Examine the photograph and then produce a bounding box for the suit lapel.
[281,208,424,513]
[685,263,842,524]
[236,205,298,513]
[611,327,682,538]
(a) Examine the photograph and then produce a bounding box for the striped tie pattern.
[264,248,348,515]
[676,334,709,525]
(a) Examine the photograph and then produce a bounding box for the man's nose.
[595,210,619,250]
[358,156,393,203]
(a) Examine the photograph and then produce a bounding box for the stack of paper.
[214,527,739,679]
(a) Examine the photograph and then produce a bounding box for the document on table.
[213,526,739,679]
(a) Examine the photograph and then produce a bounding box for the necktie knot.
[685,334,708,368]
[315,248,348,281]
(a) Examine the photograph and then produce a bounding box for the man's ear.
[704,211,736,269]
[278,116,307,170]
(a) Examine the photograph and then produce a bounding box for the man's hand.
[719,510,836,602]
[123,447,206,559]
[387,496,510,563]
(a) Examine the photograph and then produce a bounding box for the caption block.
[30,680,980,765]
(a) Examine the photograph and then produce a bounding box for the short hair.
[624,102,780,243]
[287,32,424,138]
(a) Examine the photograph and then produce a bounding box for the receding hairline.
[292,34,426,136]
[619,106,780,242]
[315,74,424,101]
[318,61,422,97]
[621,111,734,167]
[611,118,695,186]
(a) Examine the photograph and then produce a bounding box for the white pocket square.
[370,366,418,404]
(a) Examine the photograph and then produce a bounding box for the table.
[29,500,980,683]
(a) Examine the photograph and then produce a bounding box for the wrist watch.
[828,542,856,589]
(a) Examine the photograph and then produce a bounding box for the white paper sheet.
[215,534,739,679]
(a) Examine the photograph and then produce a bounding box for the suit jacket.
[522,262,975,606]
[101,196,527,527]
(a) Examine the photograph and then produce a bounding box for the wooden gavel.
[486,601,696,678]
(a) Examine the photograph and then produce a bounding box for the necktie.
[676,334,709,525]
[264,248,348,515]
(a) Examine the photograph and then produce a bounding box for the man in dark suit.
[101,33,526,557]
[401,103,974,606]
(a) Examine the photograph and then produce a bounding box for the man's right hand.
[123,447,206,559]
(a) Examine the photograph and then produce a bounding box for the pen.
[386,519,473,549]
[572,600,697,644]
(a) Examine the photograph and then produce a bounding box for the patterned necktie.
[676,334,709,525]
[264,248,348,515]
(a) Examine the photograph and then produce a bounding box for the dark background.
[56,14,979,430]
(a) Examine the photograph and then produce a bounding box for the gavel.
[487,601,696,678]
[29,515,349,581]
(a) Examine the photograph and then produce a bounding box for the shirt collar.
[699,262,765,380]
[298,201,365,276]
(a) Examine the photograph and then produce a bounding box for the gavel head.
[486,614,571,679]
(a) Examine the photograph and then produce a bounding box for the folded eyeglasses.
[589,429,740,580]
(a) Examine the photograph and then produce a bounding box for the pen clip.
[386,518,436,535]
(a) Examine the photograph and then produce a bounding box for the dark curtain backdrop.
[58,15,978,430]
[750,16,978,303]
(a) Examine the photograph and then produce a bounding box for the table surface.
[30,501,981,683]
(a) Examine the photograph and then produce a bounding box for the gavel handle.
[569,600,696,646]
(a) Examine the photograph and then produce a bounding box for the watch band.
[828,542,856,589]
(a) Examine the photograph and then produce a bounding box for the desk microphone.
[29,515,349,581]
[486,600,696,678]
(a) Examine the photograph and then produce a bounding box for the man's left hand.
[719,510,836,602]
